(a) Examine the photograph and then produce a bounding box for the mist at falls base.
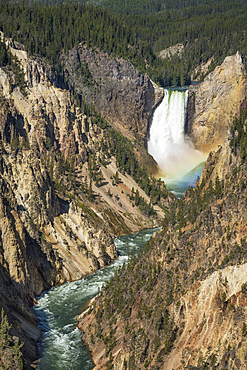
[148,88,207,197]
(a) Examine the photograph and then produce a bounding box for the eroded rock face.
[198,100,247,186]
[0,62,163,279]
[0,188,62,366]
[62,44,163,147]
[0,69,120,283]
[158,43,184,59]
[42,200,118,281]
[0,55,91,160]
[0,142,122,368]
[186,52,247,153]
[166,264,247,369]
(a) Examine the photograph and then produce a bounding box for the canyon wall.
[62,43,164,147]
[63,46,247,162]
[186,52,247,153]
[3,36,247,370]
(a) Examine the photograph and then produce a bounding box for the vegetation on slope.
[0,40,25,91]
[0,38,170,365]
[0,309,24,370]
[42,126,165,218]
[88,0,244,15]
[0,1,150,79]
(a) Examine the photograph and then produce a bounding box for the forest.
[0,0,247,86]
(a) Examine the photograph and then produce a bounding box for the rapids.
[33,228,160,369]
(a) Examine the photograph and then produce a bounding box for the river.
[33,227,160,370]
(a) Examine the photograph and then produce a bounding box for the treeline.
[95,0,247,14]
[0,1,149,78]
[1,0,247,87]
[20,0,247,15]
[123,1,247,85]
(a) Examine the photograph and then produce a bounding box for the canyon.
[0,32,247,370]
[63,43,247,160]
[77,56,247,369]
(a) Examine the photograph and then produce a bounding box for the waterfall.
[148,88,205,182]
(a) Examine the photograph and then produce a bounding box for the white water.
[148,88,206,185]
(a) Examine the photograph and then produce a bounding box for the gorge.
[35,88,203,369]
[1,2,247,368]
[36,52,247,369]
[0,34,169,369]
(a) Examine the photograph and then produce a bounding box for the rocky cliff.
[0,50,119,280]
[79,101,247,369]
[61,43,163,148]
[0,148,63,367]
[0,38,168,275]
[186,52,247,153]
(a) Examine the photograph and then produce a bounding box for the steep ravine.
[0,36,168,277]
[34,228,160,370]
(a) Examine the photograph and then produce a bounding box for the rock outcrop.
[186,52,247,153]
[158,43,184,60]
[62,43,164,148]
[0,96,118,281]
